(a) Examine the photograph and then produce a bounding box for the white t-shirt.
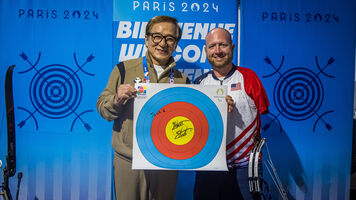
[153,64,165,79]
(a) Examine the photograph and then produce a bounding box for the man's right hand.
[225,95,236,112]
[114,84,137,105]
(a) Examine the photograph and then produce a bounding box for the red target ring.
[151,102,209,160]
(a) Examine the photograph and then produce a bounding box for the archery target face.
[133,84,228,170]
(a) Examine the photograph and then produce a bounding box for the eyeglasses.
[148,33,177,46]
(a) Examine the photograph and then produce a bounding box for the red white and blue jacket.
[194,65,269,167]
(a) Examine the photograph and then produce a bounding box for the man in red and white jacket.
[194,28,270,200]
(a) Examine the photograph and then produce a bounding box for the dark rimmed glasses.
[148,33,177,46]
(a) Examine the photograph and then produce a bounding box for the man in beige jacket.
[97,15,190,200]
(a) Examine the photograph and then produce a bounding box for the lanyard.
[142,57,174,84]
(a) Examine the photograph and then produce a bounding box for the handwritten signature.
[172,120,192,139]
[172,120,189,130]
[174,127,193,139]
[151,108,166,117]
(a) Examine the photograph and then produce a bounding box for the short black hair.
[146,15,182,41]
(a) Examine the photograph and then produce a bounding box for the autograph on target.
[172,120,193,139]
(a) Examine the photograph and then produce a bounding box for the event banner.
[112,0,239,82]
[0,0,113,199]
[240,0,356,199]
[133,84,227,171]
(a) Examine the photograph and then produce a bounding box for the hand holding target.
[115,84,137,105]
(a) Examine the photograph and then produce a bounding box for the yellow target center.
[166,116,194,145]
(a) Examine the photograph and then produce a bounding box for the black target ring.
[29,64,82,119]
[274,67,324,121]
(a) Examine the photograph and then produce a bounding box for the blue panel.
[241,0,356,199]
[0,0,113,199]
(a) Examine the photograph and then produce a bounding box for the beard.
[207,54,233,69]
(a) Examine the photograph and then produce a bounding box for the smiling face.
[205,28,235,70]
[145,22,178,66]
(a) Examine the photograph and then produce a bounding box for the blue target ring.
[136,87,223,169]
[29,64,82,119]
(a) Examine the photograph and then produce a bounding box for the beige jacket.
[96,53,190,160]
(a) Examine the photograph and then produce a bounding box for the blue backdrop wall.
[0,0,113,199]
[0,0,355,200]
[240,0,356,199]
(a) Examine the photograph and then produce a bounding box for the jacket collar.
[211,64,237,81]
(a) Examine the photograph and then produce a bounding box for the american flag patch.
[231,83,241,91]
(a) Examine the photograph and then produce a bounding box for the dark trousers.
[194,166,261,200]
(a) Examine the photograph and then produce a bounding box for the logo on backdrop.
[261,11,339,24]
[131,1,219,13]
[17,52,94,131]
[18,9,99,20]
[262,56,335,132]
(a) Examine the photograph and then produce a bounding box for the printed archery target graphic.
[17,52,94,131]
[274,67,324,121]
[263,56,334,132]
[133,84,228,170]
[30,64,82,119]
